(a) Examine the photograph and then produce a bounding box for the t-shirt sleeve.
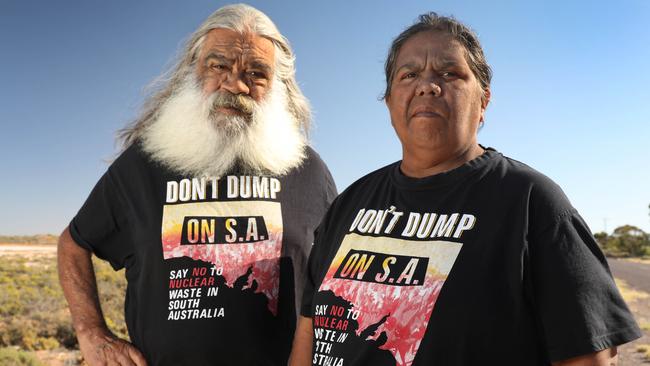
[300,221,326,318]
[69,166,134,270]
[300,191,342,318]
[322,167,337,208]
[309,146,338,209]
[297,148,338,318]
[527,209,642,361]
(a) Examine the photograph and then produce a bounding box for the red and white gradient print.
[161,200,282,314]
[318,233,462,366]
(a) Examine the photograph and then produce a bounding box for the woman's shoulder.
[490,153,566,197]
[339,162,398,196]
[492,152,577,229]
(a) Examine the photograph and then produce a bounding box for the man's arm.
[57,226,147,366]
[552,347,617,366]
[288,316,313,366]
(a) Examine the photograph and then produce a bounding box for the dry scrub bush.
[0,255,127,350]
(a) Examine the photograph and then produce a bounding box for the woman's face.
[386,31,489,166]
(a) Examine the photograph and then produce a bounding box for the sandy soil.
[0,244,57,266]
[34,349,82,366]
[0,243,56,253]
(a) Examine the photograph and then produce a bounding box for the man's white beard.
[141,76,307,178]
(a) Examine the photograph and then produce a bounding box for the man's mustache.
[210,91,256,115]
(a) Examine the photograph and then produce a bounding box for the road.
[608,258,650,293]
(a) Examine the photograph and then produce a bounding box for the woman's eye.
[401,72,417,80]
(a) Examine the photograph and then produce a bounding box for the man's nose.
[415,77,442,97]
[221,73,250,95]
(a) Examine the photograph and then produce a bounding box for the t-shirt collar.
[390,146,499,190]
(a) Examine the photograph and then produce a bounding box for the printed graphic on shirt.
[161,200,282,318]
[313,233,461,366]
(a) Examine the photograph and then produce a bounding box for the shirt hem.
[548,325,643,362]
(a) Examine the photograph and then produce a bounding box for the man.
[58,4,336,365]
[291,12,640,366]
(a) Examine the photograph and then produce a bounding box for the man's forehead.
[202,28,275,58]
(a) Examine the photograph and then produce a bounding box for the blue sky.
[1,0,648,235]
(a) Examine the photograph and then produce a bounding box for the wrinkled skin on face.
[195,28,276,119]
[386,30,490,178]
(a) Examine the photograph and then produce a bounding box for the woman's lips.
[411,108,443,119]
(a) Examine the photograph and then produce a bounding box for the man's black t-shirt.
[70,143,336,365]
[301,148,641,366]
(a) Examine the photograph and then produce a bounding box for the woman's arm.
[552,347,617,366]
[289,316,314,366]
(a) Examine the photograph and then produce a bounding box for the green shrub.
[0,254,128,350]
[595,225,650,258]
[0,347,43,366]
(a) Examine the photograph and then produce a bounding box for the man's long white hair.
[117,4,311,176]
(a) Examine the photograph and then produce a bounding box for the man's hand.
[57,227,147,365]
[77,327,147,366]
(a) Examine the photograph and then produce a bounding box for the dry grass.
[636,344,650,361]
[640,320,650,332]
[0,251,127,365]
[0,346,44,365]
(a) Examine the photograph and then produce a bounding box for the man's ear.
[480,88,491,122]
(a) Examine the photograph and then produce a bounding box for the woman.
[290,12,641,366]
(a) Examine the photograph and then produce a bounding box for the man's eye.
[441,71,458,79]
[248,71,266,79]
[210,64,227,70]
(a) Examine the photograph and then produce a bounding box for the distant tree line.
[0,235,57,244]
[595,225,650,258]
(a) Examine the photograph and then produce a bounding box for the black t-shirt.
[70,143,336,366]
[301,148,641,366]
